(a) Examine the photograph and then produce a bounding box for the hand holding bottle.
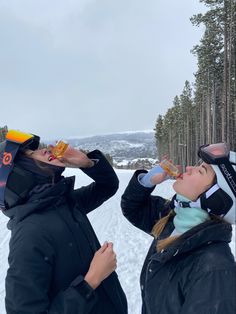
[139,158,182,187]
[48,142,94,168]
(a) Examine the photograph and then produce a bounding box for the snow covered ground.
[0,168,235,314]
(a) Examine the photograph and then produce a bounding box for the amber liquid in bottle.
[50,140,69,159]
[159,159,179,177]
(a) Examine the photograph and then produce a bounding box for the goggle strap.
[0,142,21,210]
[218,160,236,197]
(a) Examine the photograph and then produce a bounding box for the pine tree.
[0,126,8,142]
[155,0,236,164]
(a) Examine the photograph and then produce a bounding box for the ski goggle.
[0,130,40,210]
[198,143,236,197]
[198,143,230,164]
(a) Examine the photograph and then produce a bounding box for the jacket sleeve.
[180,267,236,314]
[5,223,98,314]
[49,276,98,314]
[70,150,119,215]
[121,170,171,234]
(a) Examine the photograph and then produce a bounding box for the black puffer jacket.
[4,150,127,314]
[121,170,236,314]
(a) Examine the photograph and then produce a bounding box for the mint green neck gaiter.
[173,194,210,234]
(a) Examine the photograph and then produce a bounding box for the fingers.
[100,242,116,258]
[176,164,183,173]
[113,254,117,270]
[108,243,117,271]
[107,242,113,250]
[58,157,66,163]
[48,144,55,150]
[96,242,116,261]
[93,241,117,277]
[97,241,108,254]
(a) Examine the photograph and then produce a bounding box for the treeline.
[0,125,8,142]
[155,0,236,167]
[115,158,157,170]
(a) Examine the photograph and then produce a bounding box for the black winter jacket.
[121,170,236,314]
[4,150,127,314]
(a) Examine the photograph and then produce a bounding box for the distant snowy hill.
[45,131,158,163]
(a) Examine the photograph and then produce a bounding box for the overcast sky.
[0,0,206,140]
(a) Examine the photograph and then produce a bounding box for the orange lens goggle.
[6,130,40,151]
[6,130,35,144]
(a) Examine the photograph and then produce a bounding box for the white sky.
[0,0,206,140]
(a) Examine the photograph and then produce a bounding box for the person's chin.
[173,180,182,194]
[172,180,178,192]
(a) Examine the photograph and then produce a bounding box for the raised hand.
[150,170,168,185]
[48,145,94,168]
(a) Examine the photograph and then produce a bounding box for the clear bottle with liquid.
[49,140,69,160]
[159,159,180,177]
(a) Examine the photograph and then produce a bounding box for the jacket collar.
[3,176,75,230]
[151,219,232,263]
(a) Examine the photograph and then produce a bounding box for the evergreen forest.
[154,0,236,167]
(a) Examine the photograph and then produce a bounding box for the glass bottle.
[50,140,69,159]
[159,159,180,177]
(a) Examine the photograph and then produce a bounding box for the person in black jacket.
[0,130,127,314]
[121,142,236,314]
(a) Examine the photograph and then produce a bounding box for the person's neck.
[173,194,210,234]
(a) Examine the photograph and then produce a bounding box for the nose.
[42,149,49,155]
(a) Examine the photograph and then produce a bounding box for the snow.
[0,169,235,314]
[64,129,155,141]
[110,140,144,148]
[132,158,157,162]
[116,159,130,167]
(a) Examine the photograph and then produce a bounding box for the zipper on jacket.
[144,259,153,289]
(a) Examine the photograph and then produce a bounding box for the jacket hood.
[2,176,75,230]
[152,219,232,264]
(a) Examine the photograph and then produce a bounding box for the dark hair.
[20,150,64,184]
[32,159,58,183]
